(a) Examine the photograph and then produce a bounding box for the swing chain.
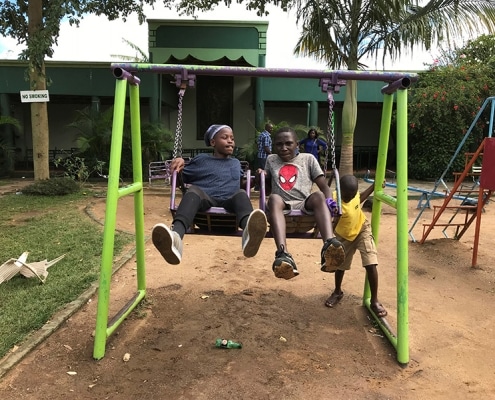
[327,89,343,215]
[327,89,336,172]
[173,87,185,159]
[320,76,345,216]
[320,76,343,175]
[172,71,196,159]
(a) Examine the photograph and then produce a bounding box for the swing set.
[168,75,341,237]
[93,63,418,366]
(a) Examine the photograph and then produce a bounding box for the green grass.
[0,190,134,359]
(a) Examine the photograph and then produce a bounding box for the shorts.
[335,220,378,271]
[282,199,313,215]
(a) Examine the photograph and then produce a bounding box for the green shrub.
[53,156,106,184]
[69,106,173,179]
[22,177,80,196]
[408,36,495,180]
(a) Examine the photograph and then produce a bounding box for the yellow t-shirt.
[333,191,365,241]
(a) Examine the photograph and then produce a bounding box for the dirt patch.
[1,185,495,399]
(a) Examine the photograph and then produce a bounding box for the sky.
[0,3,435,71]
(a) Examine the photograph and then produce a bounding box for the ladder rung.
[433,205,477,210]
[422,223,465,227]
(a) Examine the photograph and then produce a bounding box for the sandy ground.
[0,180,495,399]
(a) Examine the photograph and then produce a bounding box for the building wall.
[265,104,383,147]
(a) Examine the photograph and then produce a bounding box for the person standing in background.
[299,128,327,165]
[254,122,273,190]
[257,122,273,170]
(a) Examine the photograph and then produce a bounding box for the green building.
[0,19,395,172]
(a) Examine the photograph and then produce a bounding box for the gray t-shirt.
[265,153,324,203]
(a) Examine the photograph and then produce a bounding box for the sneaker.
[242,209,267,257]
[152,223,183,265]
[320,237,345,273]
[272,246,299,280]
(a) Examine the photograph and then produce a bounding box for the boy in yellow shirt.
[325,175,387,318]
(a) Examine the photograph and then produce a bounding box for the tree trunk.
[28,0,50,180]
[340,79,357,176]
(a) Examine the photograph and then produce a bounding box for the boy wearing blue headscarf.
[152,124,267,264]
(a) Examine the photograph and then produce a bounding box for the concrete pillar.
[255,54,266,130]
[150,74,160,123]
[308,100,318,127]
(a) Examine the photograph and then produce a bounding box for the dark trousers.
[256,157,268,170]
[173,185,253,231]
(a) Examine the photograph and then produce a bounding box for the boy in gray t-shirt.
[261,126,345,279]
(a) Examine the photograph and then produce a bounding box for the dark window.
[196,76,233,140]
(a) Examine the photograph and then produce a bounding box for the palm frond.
[110,38,149,62]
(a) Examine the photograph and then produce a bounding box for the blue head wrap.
[204,124,231,147]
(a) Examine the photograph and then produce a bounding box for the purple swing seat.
[169,161,252,235]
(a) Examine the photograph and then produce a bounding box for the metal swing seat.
[168,79,253,234]
[258,81,343,238]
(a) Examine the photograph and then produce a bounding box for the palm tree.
[110,38,150,62]
[293,0,495,176]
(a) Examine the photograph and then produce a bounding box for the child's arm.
[314,175,332,199]
[360,183,374,203]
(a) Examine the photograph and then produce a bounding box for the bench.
[148,160,172,187]
[25,148,79,168]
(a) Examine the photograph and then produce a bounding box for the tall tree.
[0,0,155,179]
[0,0,286,180]
[293,0,495,176]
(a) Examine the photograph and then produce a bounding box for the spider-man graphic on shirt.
[266,153,322,203]
[278,164,298,191]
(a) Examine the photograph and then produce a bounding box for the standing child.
[152,124,268,264]
[324,174,387,318]
[261,126,345,279]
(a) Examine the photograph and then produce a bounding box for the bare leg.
[266,194,288,252]
[305,191,345,270]
[304,191,334,240]
[325,270,345,307]
[267,194,298,279]
[365,264,387,317]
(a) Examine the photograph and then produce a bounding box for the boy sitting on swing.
[259,126,345,279]
[152,124,268,264]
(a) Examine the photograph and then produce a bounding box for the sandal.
[325,291,344,308]
[370,302,388,318]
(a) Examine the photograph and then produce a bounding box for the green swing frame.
[93,63,417,367]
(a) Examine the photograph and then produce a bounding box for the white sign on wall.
[20,90,50,103]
